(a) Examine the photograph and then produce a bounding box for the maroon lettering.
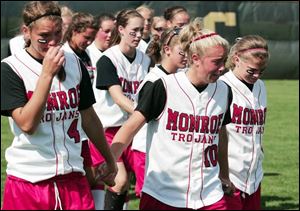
[68,88,78,108]
[232,103,243,124]
[56,91,69,110]
[178,113,189,131]
[200,116,209,133]
[166,108,179,130]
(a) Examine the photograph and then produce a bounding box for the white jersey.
[137,39,150,53]
[96,45,150,128]
[9,35,25,55]
[220,70,267,195]
[63,42,96,85]
[131,65,168,152]
[143,72,229,209]
[85,42,106,123]
[2,50,86,183]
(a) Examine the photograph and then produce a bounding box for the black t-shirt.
[96,55,120,90]
[1,53,95,116]
[136,78,232,125]
[74,50,93,68]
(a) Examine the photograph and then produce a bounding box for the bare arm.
[110,111,146,160]
[11,46,64,134]
[108,85,135,114]
[218,125,235,195]
[81,106,116,167]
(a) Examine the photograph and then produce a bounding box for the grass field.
[1,80,299,210]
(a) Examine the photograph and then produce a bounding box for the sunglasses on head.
[166,27,182,46]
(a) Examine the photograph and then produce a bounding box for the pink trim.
[223,74,257,192]
[238,48,267,54]
[15,54,40,77]
[5,60,23,80]
[199,82,217,206]
[173,74,197,207]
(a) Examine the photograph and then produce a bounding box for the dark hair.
[164,6,188,21]
[23,1,62,48]
[110,9,143,46]
[63,12,98,43]
[96,13,116,28]
[23,1,61,27]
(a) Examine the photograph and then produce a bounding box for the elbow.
[20,124,37,135]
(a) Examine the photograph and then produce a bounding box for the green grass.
[1,80,299,210]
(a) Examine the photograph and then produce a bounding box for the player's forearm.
[109,85,134,114]
[81,107,115,165]
[218,126,230,180]
[111,111,146,159]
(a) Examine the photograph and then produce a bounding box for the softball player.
[136,5,154,53]
[110,21,234,210]
[62,11,100,190]
[86,13,116,210]
[219,35,269,210]
[164,6,190,29]
[131,27,187,198]
[95,9,150,210]
[62,12,98,85]
[0,2,117,210]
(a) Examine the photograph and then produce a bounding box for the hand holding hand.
[220,178,235,196]
[95,162,118,187]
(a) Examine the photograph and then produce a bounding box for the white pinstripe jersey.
[85,42,106,124]
[137,39,150,53]
[143,72,229,209]
[220,70,267,195]
[2,50,86,183]
[96,45,150,128]
[131,65,168,152]
[63,42,96,85]
[9,35,25,55]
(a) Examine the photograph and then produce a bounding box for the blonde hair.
[60,5,73,18]
[179,17,229,65]
[225,35,269,70]
[136,4,154,16]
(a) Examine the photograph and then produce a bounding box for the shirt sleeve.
[222,83,233,125]
[136,79,166,122]
[1,62,27,116]
[78,61,96,111]
[96,55,120,90]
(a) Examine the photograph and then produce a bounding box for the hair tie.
[26,12,61,26]
[238,48,267,54]
[191,32,218,43]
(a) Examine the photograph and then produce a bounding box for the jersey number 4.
[67,119,80,143]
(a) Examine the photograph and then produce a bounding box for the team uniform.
[85,41,107,210]
[95,44,150,208]
[1,49,96,210]
[63,42,96,85]
[95,44,150,164]
[131,64,171,197]
[137,37,151,53]
[135,71,232,209]
[9,34,26,55]
[220,70,267,210]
